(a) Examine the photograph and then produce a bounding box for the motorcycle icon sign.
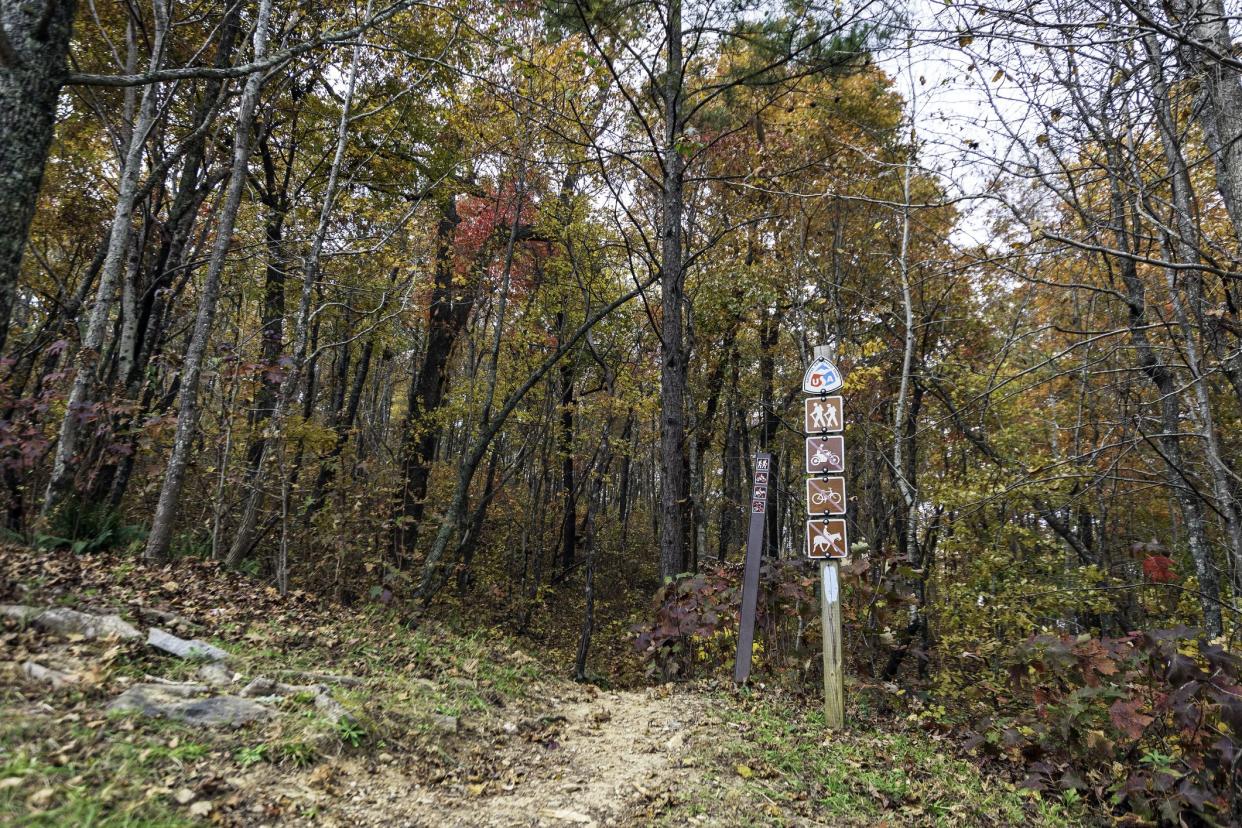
[805,436,845,474]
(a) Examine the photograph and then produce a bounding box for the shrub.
[633,559,818,681]
[961,629,1242,824]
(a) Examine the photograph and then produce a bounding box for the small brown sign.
[805,436,844,474]
[806,518,848,559]
[804,396,843,434]
[806,477,846,516]
[752,500,765,513]
[752,486,767,501]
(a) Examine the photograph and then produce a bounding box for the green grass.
[665,691,1089,827]
[0,723,199,827]
[0,559,554,825]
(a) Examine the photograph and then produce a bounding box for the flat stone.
[22,661,77,688]
[431,713,459,734]
[3,605,140,641]
[240,677,278,697]
[147,627,230,662]
[108,684,270,728]
[197,662,235,687]
[0,604,38,622]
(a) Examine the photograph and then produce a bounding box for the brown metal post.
[733,450,771,684]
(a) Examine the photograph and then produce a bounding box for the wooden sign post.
[734,451,772,684]
[804,345,846,729]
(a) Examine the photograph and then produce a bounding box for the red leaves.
[1141,554,1178,583]
[1108,698,1154,740]
[453,182,547,290]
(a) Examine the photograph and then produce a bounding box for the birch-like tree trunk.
[1166,0,1242,248]
[226,10,367,568]
[145,0,275,561]
[42,0,171,517]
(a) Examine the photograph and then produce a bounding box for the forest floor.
[0,547,1085,827]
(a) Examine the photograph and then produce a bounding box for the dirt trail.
[252,687,716,828]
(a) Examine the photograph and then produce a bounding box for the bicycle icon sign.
[806,477,846,515]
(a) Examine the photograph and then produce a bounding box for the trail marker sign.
[734,451,772,684]
[805,396,843,434]
[806,477,846,516]
[802,356,843,394]
[805,345,847,730]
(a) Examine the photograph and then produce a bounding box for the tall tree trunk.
[718,373,743,560]
[658,0,689,581]
[226,17,366,567]
[42,0,169,517]
[1103,144,1224,636]
[1144,31,1242,595]
[558,342,576,572]
[393,195,465,561]
[1166,0,1242,248]
[145,0,274,561]
[0,0,78,354]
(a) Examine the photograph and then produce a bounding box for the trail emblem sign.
[805,436,845,474]
[802,356,843,394]
[806,518,848,559]
[805,396,843,434]
[807,477,846,515]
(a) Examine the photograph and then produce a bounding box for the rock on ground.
[147,627,230,662]
[108,684,270,727]
[1,604,141,641]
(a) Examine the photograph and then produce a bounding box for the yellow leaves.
[735,763,754,779]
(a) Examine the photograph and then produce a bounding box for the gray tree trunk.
[225,11,367,568]
[42,0,170,518]
[0,0,78,354]
[1166,0,1242,247]
[145,0,274,561]
[1144,29,1242,598]
[1104,143,1224,636]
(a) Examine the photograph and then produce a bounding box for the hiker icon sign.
[802,356,843,394]
[804,396,843,434]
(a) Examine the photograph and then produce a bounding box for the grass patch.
[665,690,1088,827]
[0,720,203,827]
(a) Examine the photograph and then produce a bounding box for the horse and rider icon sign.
[806,518,848,559]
